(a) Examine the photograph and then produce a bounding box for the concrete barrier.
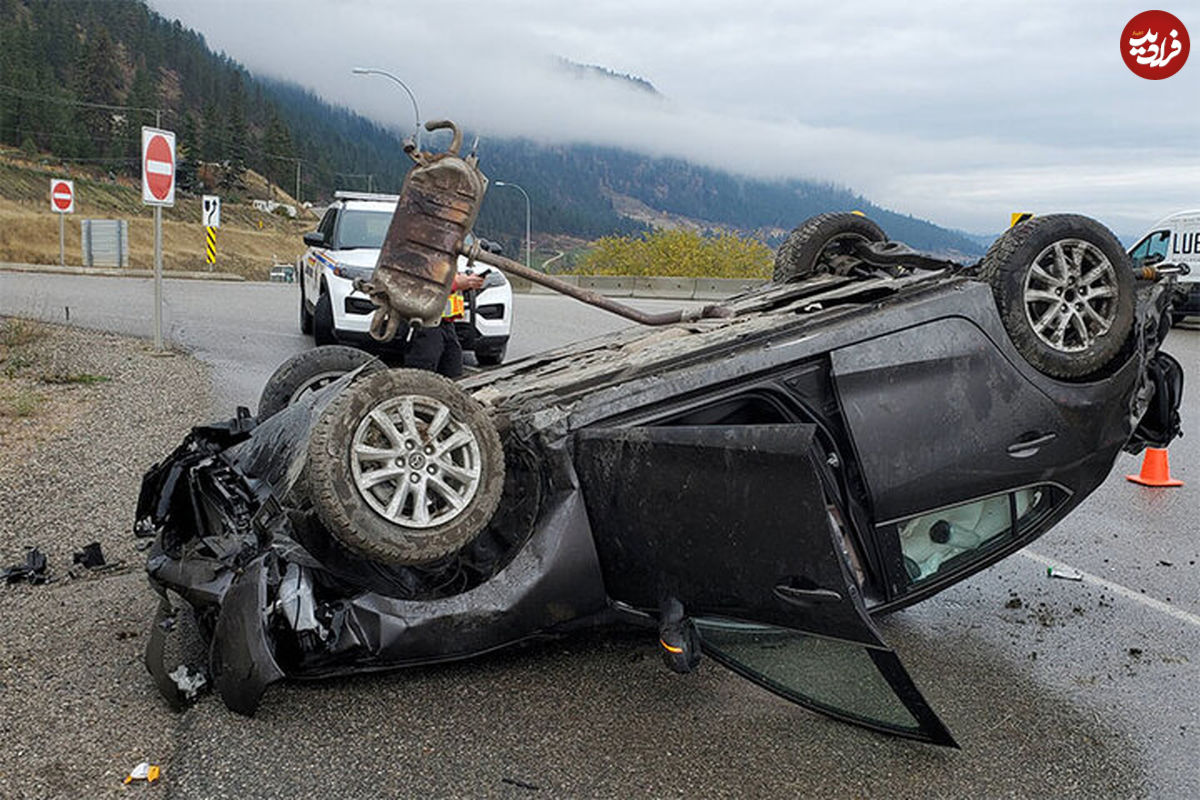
[577,275,634,297]
[632,276,696,299]
[0,262,246,281]
[693,277,764,300]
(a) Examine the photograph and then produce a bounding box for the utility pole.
[295,160,301,205]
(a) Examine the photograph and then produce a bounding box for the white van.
[1128,210,1200,323]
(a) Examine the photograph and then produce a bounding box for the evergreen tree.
[72,25,124,159]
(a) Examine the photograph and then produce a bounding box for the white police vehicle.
[299,191,513,364]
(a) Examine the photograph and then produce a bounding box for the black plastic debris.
[3,548,50,585]
[72,542,106,569]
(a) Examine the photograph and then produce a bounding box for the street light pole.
[352,67,422,151]
[494,181,531,269]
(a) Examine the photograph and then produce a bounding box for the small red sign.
[51,180,73,212]
[1122,10,1190,80]
[144,133,175,201]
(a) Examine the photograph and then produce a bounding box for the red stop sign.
[51,180,73,212]
[144,134,175,201]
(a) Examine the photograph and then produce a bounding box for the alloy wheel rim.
[350,395,482,529]
[1022,238,1119,353]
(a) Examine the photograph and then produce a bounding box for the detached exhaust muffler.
[356,119,731,342]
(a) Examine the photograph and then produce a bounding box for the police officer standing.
[403,271,485,378]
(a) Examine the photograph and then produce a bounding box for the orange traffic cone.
[1125,447,1183,487]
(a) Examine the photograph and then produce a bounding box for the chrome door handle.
[1007,431,1057,457]
[774,584,843,605]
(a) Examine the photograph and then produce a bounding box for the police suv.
[298,191,513,364]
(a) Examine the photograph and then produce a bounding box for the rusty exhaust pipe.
[357,118,732,342]
[459,241,732,326]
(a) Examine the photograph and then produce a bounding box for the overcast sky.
[149,0,1198,236]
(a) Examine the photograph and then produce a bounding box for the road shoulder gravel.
[0,319,211,798]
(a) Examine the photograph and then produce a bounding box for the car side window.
[892,487,1057,584]
[317,209,337,244]
[1146,231,1171,260]
[1130,230,1170,262]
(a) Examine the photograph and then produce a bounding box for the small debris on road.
[1047,566,1084,581]
[501,777,540,791]
[2,547,49,584]
[168,665,208,703]
[123,762,161,784]
[72,542,105,569]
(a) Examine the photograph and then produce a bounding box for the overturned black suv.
[137,205,1183,747]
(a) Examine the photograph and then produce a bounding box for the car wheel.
[300,283,314,335]
[475,342,507,366]
[979,214,1134,380]
[304,368,505,565]
[773,212,887,283]
[257,345,384,420]
[313,290,336,346]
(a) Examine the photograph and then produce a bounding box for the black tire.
[299,282,314,335]
[313,290,336,345]
[978,214,1134,380]
[303,368,505,565]
[773,212,887,283]
[257,345,384,420]
[474,342,507,366]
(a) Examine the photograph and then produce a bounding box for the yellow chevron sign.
[205,226,216,264]
[1010,212,1033,228]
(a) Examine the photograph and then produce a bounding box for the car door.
[305,209,338,297]
[574,423,956,746]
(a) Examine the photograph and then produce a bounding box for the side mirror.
[303,231,325,247]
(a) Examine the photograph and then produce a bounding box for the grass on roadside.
[0,319,110,422]
[0,386,42,417]
[39,372,110,385]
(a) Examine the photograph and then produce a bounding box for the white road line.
[146,159,172,175]
[1021,549,1200,628]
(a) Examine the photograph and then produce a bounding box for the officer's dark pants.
[404,321,463,378]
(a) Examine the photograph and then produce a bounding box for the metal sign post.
[49,179,74,266]
[142,127,176,351]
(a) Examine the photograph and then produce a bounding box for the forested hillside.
[0,0,984,257]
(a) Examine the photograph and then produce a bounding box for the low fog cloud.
[150,0,1199,236]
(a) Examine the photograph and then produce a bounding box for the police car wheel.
[300,284,314,335]
[313,291,336,345]
[257,345,384,420]
[304,368,505,566]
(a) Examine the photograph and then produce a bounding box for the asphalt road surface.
[2,271,1198,798]
[0,272,684,415]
